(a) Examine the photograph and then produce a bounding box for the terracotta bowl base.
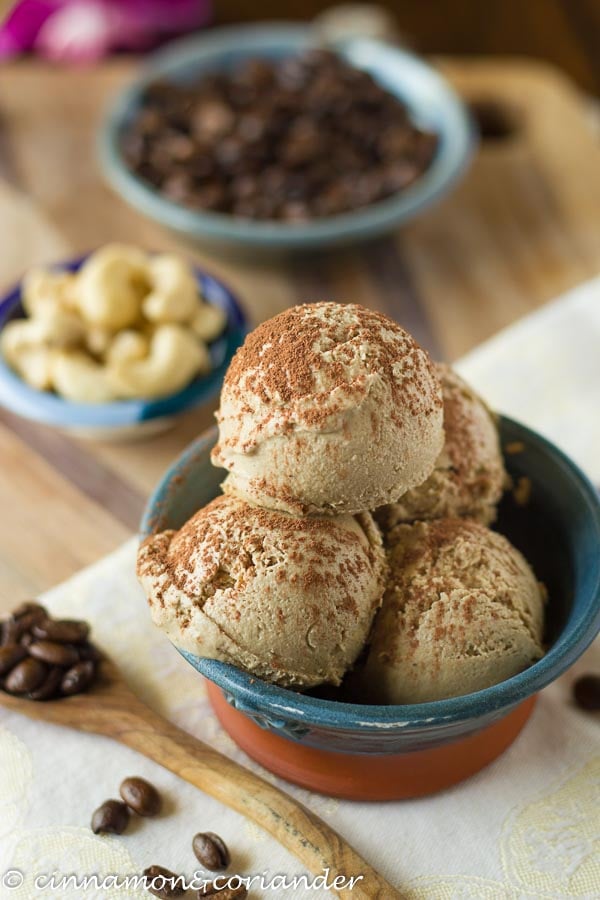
[207,683,537,801]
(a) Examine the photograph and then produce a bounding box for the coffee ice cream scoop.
[353,518,545,703]
[376,364,506,530]
[211,302,444,516]
[137,494,387,688]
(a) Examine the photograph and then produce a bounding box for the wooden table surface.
[0,56,599,613]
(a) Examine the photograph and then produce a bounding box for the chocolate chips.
[122,49,437,222]
[0,603,100,701]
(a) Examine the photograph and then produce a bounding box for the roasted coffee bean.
[12,602,48,621]
[29,640,80,667]
[119,776,162,817]
[91,799,130,834]
[1,609,44,645]
[1,619,22,645]
[4,657,48,694]
[4,605,48,643]
[143,865,186,898]
[32,619,89,644]
[192,832,230,871]
[61,660,96,696]
[1,605,99,700]
[28,665,63,701]
[197,883,248,899]
[77,641,103,662]
[0,644,27,676]
[573,674,600,711]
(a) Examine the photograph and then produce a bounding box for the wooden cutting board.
[0,56,598,606]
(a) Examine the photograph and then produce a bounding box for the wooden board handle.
[109,700,402,900]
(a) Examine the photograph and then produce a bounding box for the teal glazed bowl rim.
[100,23,475,250]
[0,255,247,431]
[140,418,600,736]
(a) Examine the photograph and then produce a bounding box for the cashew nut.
[3,247,222,403]
[107,324,211,399]
[105,330,149,366]
[9,346,54,391]
[85,327,113,359]
[35,305,86,347]
[51,351,120,403]
[142,255,200,324]
[77,244,150,329]
[1,320,45,368]
[21,268,77,317]
[190,302,227,343]
[0,308,83,369]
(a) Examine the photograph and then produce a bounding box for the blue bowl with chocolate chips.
[140,419,600,799]
[101,23,475,254]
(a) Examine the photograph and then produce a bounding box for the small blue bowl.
[0,256,247,440]
[140,419,600,796]
[100,24,475,253]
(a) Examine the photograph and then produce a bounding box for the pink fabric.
[0,0,211,63]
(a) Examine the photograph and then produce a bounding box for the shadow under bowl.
[140,419,600,799]
[100,24,475,254]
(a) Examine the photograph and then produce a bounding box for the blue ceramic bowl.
[140,419,600,756]
[100,24,475,252]
[0,256,247,440]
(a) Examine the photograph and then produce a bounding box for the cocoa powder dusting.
[139,494,380,619]
[222,303,441,431]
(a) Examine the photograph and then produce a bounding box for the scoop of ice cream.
[353,518,545,703]
[211,302,444,516]
[376,364,506,530]
[137,494,387,688]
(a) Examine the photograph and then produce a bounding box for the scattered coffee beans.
[0,603,100,701]
[143,865,186,898]
[193,832,231,871]
[122,49,437,222]
[197,883,248,899]
[573,674,600,711]
[120,776,162,817]
[91,799,130,835]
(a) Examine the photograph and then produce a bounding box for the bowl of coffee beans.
[100,24,474,252]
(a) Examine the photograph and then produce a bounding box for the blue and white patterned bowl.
[140,419,600,756]
[0,256,247,440]
[100,24,475,253]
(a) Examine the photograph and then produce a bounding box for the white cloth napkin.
[1,280,599,900]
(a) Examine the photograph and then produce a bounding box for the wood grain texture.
[0,660,403,899]
[0,57,599,613]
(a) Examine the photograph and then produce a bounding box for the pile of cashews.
[0,245,227,403]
